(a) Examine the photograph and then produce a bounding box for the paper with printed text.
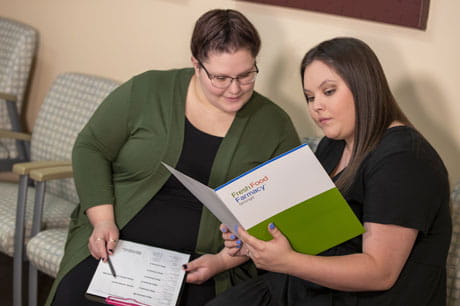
[86,240,190,306]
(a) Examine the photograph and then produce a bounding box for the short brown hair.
[191,9,261,62]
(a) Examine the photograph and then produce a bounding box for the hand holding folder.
[163,144,364,255]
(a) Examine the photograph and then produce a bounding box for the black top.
[120,118,222,253]
[52,119,224,306]
[314,126,452,305]
[120,118,223,306]
[207,126,452,306]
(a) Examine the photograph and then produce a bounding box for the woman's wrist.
[86,204,115,226]
[217,248,249,270]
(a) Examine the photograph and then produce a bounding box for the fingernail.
[230,234,236,240]
[220,227,228,233]
[269,222,275,230]
[236,245,241,248]
[236,240,242,245]
[234,225,239,233]
[182,264,188,269]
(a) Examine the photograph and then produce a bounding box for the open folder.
[163,143,364,255]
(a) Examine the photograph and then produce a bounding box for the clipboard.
[85,240,190,306]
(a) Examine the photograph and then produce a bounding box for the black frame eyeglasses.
[198,61,259,89]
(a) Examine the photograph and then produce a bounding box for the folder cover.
[163,143,364,255]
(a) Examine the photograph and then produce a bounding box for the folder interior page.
[161,162,239,230]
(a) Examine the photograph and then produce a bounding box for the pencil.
[107,256,117,278]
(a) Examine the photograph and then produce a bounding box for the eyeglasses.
[198,61,259,89]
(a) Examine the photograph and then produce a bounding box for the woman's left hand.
[184,253,225,285]
[237,223,295,273]
[220,224,250,257]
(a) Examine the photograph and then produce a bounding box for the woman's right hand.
[88,220,119,261]
[86,204,119,262]
[220,224,249,257]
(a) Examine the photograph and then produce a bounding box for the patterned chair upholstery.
[0,16,37,167]
[27,228,68,278]
[302,136,321,152]
[0,72,120,306]
[447,181,460,305]
[0,184,75,257]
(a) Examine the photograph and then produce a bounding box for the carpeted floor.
[0,252,54,306]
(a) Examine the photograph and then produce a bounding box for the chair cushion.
[27,228,67,277]
[0,182,76,256]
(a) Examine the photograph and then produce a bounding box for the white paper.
[162,144,333,229]
[162,162,241,233]
[86,240,190,306]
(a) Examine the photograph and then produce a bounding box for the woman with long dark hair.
[211,37,451,306]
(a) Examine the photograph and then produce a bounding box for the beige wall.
[1,0,459,184]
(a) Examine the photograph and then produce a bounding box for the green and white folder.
[162,144,364,255]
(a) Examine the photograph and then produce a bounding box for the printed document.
[86,240,190,306]
[163,143,364,255]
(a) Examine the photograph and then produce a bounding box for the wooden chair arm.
[0,91,17,102]
[29,165,73,182]
[12,161,71,175]
[0,129,32,141]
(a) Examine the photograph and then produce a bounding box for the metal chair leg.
[13,174,29,306]
[28,265,38,306]
[28,181,46,306]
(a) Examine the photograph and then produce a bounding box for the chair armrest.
[29,165,73,182]
[12,160,71,175]
[0,91,17,102]
[0,129,32,141]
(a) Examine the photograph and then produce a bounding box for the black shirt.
[207,126,452,306]
[121,118,222,253]
[314,126,452,305]
[121,118,223,306]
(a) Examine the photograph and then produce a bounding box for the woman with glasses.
[46,8,300,306]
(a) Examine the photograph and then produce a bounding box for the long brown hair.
[300,37,412,192]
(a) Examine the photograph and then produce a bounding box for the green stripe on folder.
[247,188,365,255]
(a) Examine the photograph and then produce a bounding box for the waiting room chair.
[0,72,119,306]
[0,16,38,170]
[25,166,72,306]
[447,181,460,305]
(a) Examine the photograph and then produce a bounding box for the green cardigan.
[46,68,300,305]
